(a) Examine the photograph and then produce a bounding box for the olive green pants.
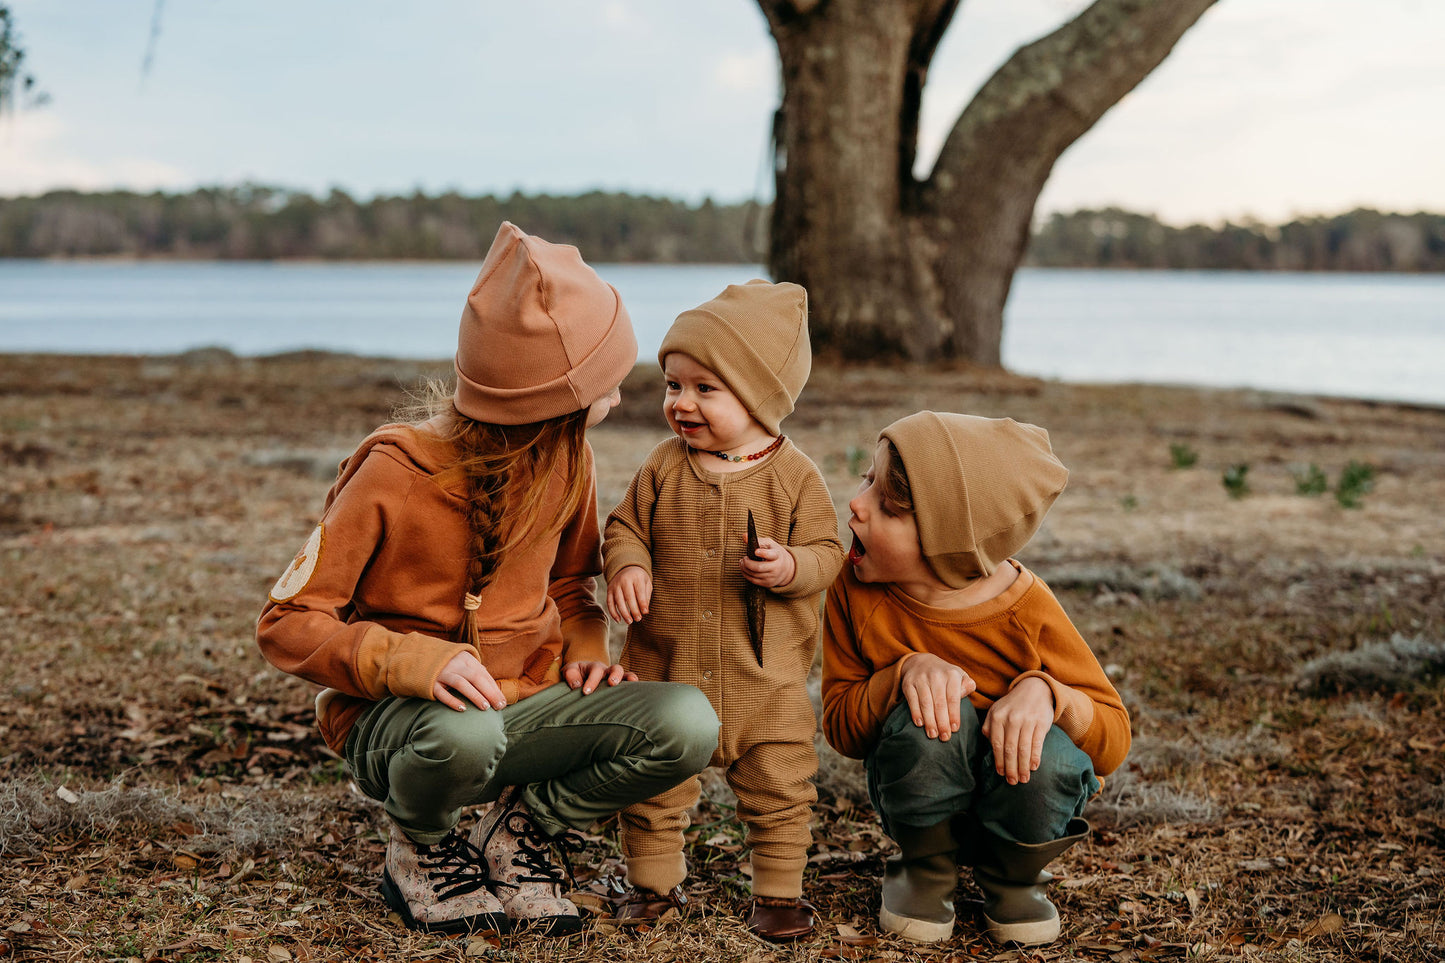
[866,701,1100,848]
[345,680,720,844]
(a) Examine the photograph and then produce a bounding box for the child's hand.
[740,536,796,588]
[564,660,638,694]
[899,653,977,741]
[607,565,652,623]
[981,676,1055,785]
[434,649,508,711]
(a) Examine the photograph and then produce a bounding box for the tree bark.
[758,0,1218,365]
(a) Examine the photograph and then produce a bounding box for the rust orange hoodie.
[256,420,610,753]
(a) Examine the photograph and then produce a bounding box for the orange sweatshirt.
[256,422,610,753]
[821,561,1130,775]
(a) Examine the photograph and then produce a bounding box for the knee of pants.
[406,703,507,778]
[867,701,983,833]
[974,726,1099,844]
[645,683,720,772]
[874,699,983,776]
[1029,726,1100,800]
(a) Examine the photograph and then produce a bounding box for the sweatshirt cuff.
[355,626,465,701]
[562,617,611,665]
[603,546,653,583]
[866,653,918,733]
[774,548,819,598]
[1011,670,1095,744]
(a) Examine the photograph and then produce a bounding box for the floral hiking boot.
[470,787,584,935]
[380,822,507,934]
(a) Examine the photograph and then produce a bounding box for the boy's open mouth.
[675,419,704,433]
[847,535,866,564]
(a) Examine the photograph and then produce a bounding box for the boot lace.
[498,808,582,890]
[416,831,495,900]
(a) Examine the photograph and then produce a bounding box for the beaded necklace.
[705,435,785,463]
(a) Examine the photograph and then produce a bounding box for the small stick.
[744,510,766,667]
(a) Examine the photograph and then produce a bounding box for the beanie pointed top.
[454,222,637,425]
[880,411,1069,586]
[657,279,810,435]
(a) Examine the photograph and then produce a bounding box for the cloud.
[601,2,632,28]
[0,112,191,195]
[712,48,774,94]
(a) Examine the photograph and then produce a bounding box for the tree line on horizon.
[1,186,1442,272]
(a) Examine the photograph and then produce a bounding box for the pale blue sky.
[3,0,1442,224]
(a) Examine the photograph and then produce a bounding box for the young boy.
[603,280,846,941]
[821,411,1130,946]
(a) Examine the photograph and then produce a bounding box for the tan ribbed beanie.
[880,411,1069,585]
[657,279,810,435]
[453,222,637,425]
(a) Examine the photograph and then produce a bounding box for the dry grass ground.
[1,351,1443,962]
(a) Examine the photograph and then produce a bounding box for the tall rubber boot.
[971,818,1089,946]
[879,820,959,943]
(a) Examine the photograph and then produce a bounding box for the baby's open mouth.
[847,535,866,564]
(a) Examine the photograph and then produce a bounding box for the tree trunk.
[758,0,1218,365]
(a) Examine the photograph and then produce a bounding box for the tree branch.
[898,0,962,207]
[755,0,831,34]
[926,0,1218,213]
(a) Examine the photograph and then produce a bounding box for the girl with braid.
[257,223,719,936]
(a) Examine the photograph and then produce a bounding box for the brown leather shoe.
[746,896,817,941]
[613,884,688,922]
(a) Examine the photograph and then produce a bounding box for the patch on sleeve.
[269,524,325,603]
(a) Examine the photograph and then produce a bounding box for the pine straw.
[3,353,1444,962]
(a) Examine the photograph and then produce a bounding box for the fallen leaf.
[568,891,610,914]
[835,923,879,946]
[465,935,502,956]
[266,947,292,962]
[1303,913,1345,937]
[56,786,80,805]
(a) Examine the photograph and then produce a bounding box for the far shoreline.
[3,348,1442,415]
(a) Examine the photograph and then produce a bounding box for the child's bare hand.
[740,537,796,588]
[564,660,637,694]
[607,565,652,623]
[981,676,1055,785]
[899,653,977,741]
[433,649,508,711]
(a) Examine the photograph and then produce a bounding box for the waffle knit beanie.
[454,222,637,425]
[657,279,810,436]
[880,411,1069,586]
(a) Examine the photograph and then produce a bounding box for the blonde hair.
[404,380,591,647]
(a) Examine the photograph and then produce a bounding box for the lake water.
[1,260,1442,406]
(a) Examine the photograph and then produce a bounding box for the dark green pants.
[346,680,719,844]
[866,701,1100,846]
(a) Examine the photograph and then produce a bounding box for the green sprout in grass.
[1335,460,1375,509]
[1291,463,1329,496]
[1222,463,1250,499]
[1169,442,1199,469]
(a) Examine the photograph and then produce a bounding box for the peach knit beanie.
[880,411,1069,585]
[454,222,637,425]
[656,279,810,436]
